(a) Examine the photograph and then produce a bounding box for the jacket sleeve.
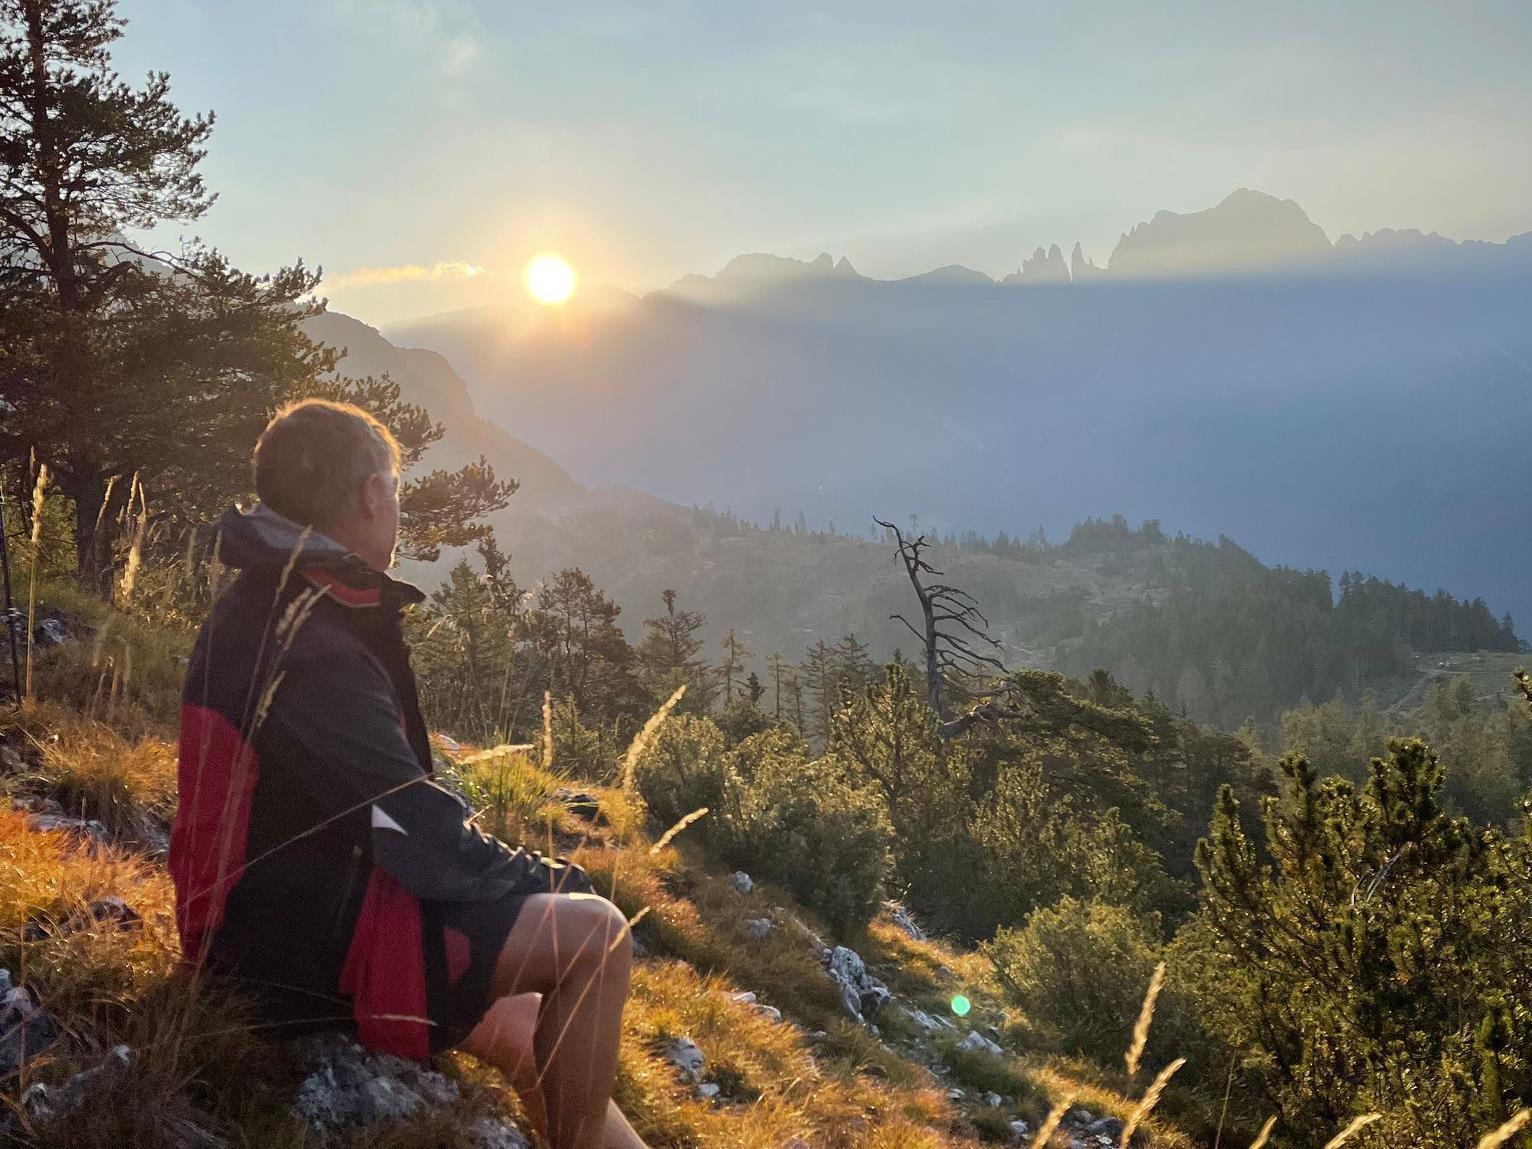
[268,643,540,903]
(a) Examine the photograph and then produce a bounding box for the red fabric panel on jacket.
[340,867,431,1060]
[169,703,261,960]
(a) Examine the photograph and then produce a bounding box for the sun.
[525,254,577,305]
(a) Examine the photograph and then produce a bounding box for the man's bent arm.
[271,648,539,902]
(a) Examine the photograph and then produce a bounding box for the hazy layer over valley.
[377,190,1532,639]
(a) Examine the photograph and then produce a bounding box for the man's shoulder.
[195,571,380,678]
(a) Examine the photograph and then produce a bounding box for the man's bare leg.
[462,993,646,1149]
[470,892,637,1149]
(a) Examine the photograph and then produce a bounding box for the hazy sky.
[114,0,1532,326]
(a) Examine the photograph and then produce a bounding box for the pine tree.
[1184,741,1532,1147]
[523,568,643,722]
[720,627,748,704]
[800,639,838,744]
[636,588,715,712]
[0,0,515,585]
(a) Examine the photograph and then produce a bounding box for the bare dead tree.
[878,516,1104,740]
[874,517,1022,733]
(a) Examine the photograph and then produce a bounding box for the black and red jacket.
[168,504,575,1058]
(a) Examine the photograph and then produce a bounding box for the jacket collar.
[213,503,425,609]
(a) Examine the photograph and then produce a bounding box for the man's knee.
[568,894,632,971]
[494,893,632,994]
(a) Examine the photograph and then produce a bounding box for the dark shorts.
[417,854,595,1055]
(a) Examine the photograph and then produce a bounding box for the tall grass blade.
[89,472,120,581]
[1029,1095,1075,1149]
[608,905,651,956]
[540,690,553,772]
[622,682,687,791]
[118,473,149,605]
[1322,1113,1381,1149]
[1477,1111,1531,1149]
[1125,960,1166,1078]
[23,463,48,701]
[1248,1115,1278,1149]
[1120,1057,1186,1148]
[649,806,708,855]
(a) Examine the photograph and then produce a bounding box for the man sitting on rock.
[167,398,647,1149]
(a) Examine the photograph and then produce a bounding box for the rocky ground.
[0,699,1196,1149]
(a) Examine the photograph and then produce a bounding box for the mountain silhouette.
[1107,188,1333,276]
[382,190,1532,627]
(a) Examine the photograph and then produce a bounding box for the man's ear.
[360,471,389,519]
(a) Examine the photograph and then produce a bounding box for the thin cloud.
[325,261,488,291]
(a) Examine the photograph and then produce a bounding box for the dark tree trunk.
[68,471,113,600]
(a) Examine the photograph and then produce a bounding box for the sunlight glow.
[525,254,577,305]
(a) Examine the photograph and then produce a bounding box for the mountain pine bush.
[1175,740,1532,1147]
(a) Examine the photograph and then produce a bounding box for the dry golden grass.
[1125,961,1165,1080]
[1477,1110,1532,1149]
[1322,1113,1382,1148]
[1030,1060,1198,1149]
[16,579,193,737]
[6,717,178,843]
[1247,1114,1277,1149]
[0,697,1200,1149]
[616,958,959,1149]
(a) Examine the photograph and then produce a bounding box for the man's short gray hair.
[253,399,402,530]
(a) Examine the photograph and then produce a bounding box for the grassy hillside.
[0,596,1203,1149]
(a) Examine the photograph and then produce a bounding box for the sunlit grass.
[0,685,1226,1148]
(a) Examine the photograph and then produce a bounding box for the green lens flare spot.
[950,994,971,1017]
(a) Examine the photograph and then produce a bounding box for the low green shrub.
[716,735,892,936]
[983,896,1168,1065]
[632,712,729,827]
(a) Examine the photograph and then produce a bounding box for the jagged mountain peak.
[1108,187,1332,276]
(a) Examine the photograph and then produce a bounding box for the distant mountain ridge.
[653,189,1532,290]
[380,188,1532,634]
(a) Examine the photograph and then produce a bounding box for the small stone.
[25,812,109,841]
[26,896,143,943]
[20,1080,52,1121]
[467,1114,530,1149]
[885,902,926,941]
[0,976,58,1076]
[1067,1106,1096,1126]
[729,871,754,894]
[696,1082,720,1099]
[293,1032,462,1129]
[754,1005,782,1023]
[666,1036,705,1082]
[908,1008,940,1032]
[33,616,71,647]
[947,1087,965,1100]
[742,917,773,939]
[554,788,601,822]
[985,1092,1003,1107]
[956,1030,1004,1057]
[1009,1118,1032,1143]
[730,991,758,1005]
[1087,1116,1125,1140]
